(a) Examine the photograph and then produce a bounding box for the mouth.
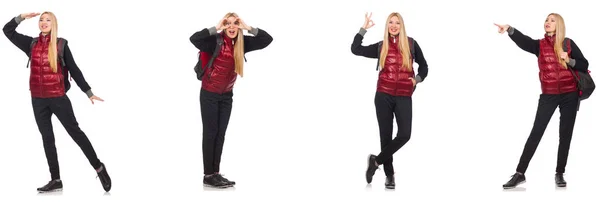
[545,25,550,28]
[41,25,48,29]
[228,30,236,35]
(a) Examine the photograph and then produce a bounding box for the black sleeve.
[190,27,217,53]
[244,27,273,53]
[350,28,379,59]
[62,42,92,96]
[413,40,428,83]
[3,16,34,56]
[507,27,540,56]
[567,39,589,72]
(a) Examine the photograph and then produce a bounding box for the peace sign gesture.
[363,12,375,29]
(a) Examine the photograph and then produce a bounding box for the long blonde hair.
[40,11,59,73]
[548,13,567,68]
[379,12,412,71]
[223,12,245,77]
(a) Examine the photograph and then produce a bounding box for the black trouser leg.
[32,98,60,180]
[556,92,579,174]
[201,90,219,175]
[374,92,395,176]
[516,94,559,173]
[50,96,102,170]
[213,93,233,173]
[374,92,413,176]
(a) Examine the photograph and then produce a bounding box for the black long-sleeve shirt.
[3,15,94,97]
[190,26,273,54]
[507,27,589,72]
[351,28,429,83]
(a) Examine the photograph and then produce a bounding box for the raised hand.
[363,12,375,29]
[494,23,510,34]
[89,95,104,105]
[216,18,229,31]
[20,12,40,20]
[236,17,251,30]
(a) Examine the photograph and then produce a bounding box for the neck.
[546,32,555,36]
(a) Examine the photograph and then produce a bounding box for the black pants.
[32,95,102,180]
[200,89,233,175]
[374,92,412,177]
[516,91,579,174]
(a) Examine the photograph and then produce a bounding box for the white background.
[0,0,598,201]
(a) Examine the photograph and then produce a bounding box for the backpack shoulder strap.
[26,37,39,68]
[408,37,415,59]
[562,37,571,53]
[57,38,67,67]
[205,34,224,70]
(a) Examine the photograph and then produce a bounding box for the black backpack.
[563,38,595,101]
[27,37,71,91]
[194,34,224,81]
[375,37,415,71]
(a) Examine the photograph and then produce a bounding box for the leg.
[556,92,579,174]
[50,96,101,170]
[516,94,559,173]
[32,98,60,180]
[200,90,220,175]
[376,96,412,173]
[213,91,233,173]
[374,92,395,176]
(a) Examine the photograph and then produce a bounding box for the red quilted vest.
[29,33,65,98]
[537,35,577,94]
[201,32,237,94]
[376,36,415,97]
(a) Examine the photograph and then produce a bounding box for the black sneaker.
[37,179,63,193]
[215,174,235,187]
[203,174,229,188]
[502,172,526,189]
[366,154,379,184]
[97,162,112,192]
[555,173,567,187]
[385,175,395,189]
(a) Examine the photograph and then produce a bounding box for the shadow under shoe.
[215,174,235,187]
[204,174,229,188]
[555,173,567,187]
[385,175,395,189]
[97,162,112,192]
[37,179,63,193]
[366,154,379,184]
[503,173,526,189]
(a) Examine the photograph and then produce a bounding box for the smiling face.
[544,15,557,33]
[38,13,52,34]
[388,16,401,36]
[223,16,240,38]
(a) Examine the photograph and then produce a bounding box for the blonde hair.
[548,13,567,68]
[40,12,59,73]
[379,12,412,71]
[223,12,245,77]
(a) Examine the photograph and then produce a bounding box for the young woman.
[3,12,112,192]
[189,12,272,188]
[495,13,589,189]
[351,12,429,189]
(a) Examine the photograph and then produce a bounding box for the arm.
[3,15,34,55]
[507,27,540,55]
[189,27,218,53]
[350,28,379,59]
[567,39,589,72]
[62,42,93,98]
[412,40,428,83]
[243,27,273,53]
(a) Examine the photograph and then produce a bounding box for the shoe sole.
[556,183,566,187]
[503,180,526,189]
[366,155,376,184]
[38,188,63,193]
[203,184,230,189]
[385,186,395,189]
